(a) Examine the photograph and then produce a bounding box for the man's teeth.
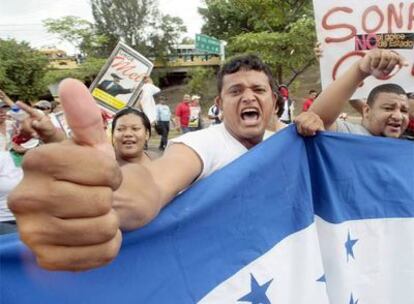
[241,110,259,120]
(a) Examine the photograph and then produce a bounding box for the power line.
[0,24,43,26]
[0,30,48,32]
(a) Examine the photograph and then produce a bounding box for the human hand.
[358,49,408,79]
[8,79,123,271]
[294,111,325,136]
[16,101,65,143]
[314,42,322,59]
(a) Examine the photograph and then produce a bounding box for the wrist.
[354,60,371,80]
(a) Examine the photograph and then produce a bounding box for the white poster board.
[89,42,153,114]
[313,0,414,99]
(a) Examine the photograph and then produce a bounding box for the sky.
[0,0,204,55]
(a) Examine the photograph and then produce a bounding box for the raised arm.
[310,49,407,130]
[16,101,66,143]
[0,89,15,107]
[8,79,202,271]
[114,144,202,231]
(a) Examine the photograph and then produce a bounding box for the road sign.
[195,34,221,54]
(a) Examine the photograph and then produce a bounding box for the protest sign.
[313,0,414,99]
[50,112,72,137]
[90,42,153,114]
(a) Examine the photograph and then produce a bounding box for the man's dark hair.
[367,83,406,106]
[111,107,151,137]
[309,89,317,94]
[217,54,278,94]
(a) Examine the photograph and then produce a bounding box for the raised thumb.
[59,78,114,158]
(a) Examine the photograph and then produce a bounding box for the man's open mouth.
[386,122,402,132]
[241,108,260,122]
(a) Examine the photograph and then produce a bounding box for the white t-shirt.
[170,123,248,180]
[0,120,14,151]
[0,152,23,222]
[335,120,371,136]
[280,98,294,122]
[139,83,161,124]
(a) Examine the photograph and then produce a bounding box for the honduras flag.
[1,126,413,303]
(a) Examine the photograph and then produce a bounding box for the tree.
[91,0,158,55]
[199,0,316,86]
[181,37,195,44]
[148,15,187,64]
[0,39,49,101]
[43,16,109,57]
[43,57,107,86]
[91,0,186,58]
[186,67,215,102]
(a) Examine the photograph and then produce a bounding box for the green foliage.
[199,0,316,85]
[181,37,195,44]
[43,1,187,60]
[91,0,186,59]
[76,57,107,82]
[148,15,187,63]
[0,39,49,101]
[43,16,109,57]
[43,57,106,85]
[91,0,156,55]
[186,67,215,104]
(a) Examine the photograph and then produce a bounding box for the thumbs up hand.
[59,79,114,156]
[8,79,123,271]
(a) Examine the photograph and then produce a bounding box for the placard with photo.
[90,42,154,113]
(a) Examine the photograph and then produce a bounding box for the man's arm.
[0,89,15,107]
[8,79,202,270]
[310,49,407,130]
[114,143,202,231]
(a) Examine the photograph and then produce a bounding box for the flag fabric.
[0,126,413,303]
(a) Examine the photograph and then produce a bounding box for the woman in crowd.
[15,104,154,165]
[111,107,153,166]
[0,151,23,234]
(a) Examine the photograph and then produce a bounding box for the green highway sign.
[195,34,221,54]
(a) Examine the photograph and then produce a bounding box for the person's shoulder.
[335,120,370,135]
[144,150,158,160]
[172,124,222,141]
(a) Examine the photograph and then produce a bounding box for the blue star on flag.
[349,293,359,304]
[238,274,273,304]
[345,230,358,262]
[316,274,326,283]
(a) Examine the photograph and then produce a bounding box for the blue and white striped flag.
[1,126,413,303]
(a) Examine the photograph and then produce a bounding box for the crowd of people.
[0,47,413,272]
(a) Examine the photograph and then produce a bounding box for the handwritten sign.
[313,0,414,98]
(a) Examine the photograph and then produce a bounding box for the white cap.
[20,138,40,149]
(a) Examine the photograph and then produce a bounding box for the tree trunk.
[276,64,283,86]
[286,59,316,87]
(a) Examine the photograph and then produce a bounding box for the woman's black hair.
[111,107,151,137]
